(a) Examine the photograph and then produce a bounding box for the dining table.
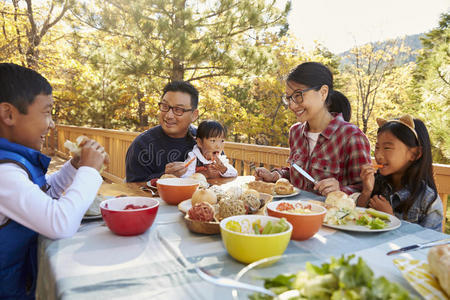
[36,176,449,300]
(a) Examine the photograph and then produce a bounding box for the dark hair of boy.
[0,63,52,114]
[163,81,199,109]
[196,120,226,140]
[377,118,437,216]
[287,62,351,121]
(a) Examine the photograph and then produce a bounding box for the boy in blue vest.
[0,63,108,299]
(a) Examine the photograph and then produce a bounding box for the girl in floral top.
[255,62,371,196]
[357,115,443,231]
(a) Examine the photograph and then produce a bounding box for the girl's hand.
[368,195,394,215]
[211,154,227,174]
[360,164,376,194]
[75,139,109,171]
[314,178,340,196]
[254,167,279,182]
[202,164,222,179]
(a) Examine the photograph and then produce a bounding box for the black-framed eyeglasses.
[158,102,194,116]
[282,86,321,106]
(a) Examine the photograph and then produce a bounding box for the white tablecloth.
[36,187,449,300]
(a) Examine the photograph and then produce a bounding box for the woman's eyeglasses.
[282,86,320,106]
[158,103,194,116]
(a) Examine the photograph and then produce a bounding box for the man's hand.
[165,162,187,177]
[369,195,394,215]
[314,178,340,196]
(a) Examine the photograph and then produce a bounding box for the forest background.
[0,0,449,164]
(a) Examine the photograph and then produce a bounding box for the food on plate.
[191,188,217,206]
[325,191,355,210]
[123,204,149,210]
[275,202,315,214]
[248,180,275,195]
[208,185,228,201]
[225,185,243,200]
[225,217,289,235]
[85,195,107,216]
[428,244,450,297]
[149,178,158,187]
[323,192,389,229]
[160,174,177,179]
[250,254,414,299]
[217,199,246,220]
[274,178,294,195]
[189,172,208,188]
[241,189,260,213]
[188,202,216,222]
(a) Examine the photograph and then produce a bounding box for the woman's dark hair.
[378,118,437,218]
[287,62,351,120]
[0,63,52,114]
[328,90,351,122]
[196,120,226,140]
[163,80,199,109]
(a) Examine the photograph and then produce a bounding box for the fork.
[195,266,276,297]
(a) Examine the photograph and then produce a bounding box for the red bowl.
[100,197,159,236]
[157,178,199,205]
[267,200,326,241]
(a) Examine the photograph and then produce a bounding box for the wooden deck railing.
[44,124,449,228]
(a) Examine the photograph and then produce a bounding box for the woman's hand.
[73,139,109,171]
[314,178,340,196]
[369,195,394,215]
[360,164,376,194]
[254,167,279,182]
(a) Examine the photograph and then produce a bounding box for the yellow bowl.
[220,215,292,264]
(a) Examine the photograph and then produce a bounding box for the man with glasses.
[125,81,199,182]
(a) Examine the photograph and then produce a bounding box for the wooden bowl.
[184,215,220,235]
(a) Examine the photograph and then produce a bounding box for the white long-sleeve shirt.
[0,160,102,239]
[181,145,238,178]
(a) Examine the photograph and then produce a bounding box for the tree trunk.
[137,90,148,128]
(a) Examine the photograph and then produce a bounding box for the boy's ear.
[0,103,17,126]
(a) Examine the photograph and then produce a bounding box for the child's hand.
[211,154,227,174]
[254,167,279,182]
[360,164,376,194]
[75,139,108,171]
[202,164,222,179]
[165,162,187,177]
[368,195,394,215]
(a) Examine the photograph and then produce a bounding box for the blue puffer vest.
[0,138,50,299]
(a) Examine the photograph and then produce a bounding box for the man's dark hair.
[162,81,199,109]
[0,63,52,114]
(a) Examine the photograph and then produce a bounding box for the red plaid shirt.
[278,114,371,195]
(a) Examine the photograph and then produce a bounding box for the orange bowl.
[267,200,326,241]
[100,197,159,236]
[156,178,199,205]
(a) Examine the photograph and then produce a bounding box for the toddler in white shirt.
[182,120,237,179]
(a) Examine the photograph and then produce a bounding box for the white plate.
[323,208,401,232]
[178,199,192,214]
[82,195,113,221]
[272,187,301,199]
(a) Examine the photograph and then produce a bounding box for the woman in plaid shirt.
[255,62,371,196]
